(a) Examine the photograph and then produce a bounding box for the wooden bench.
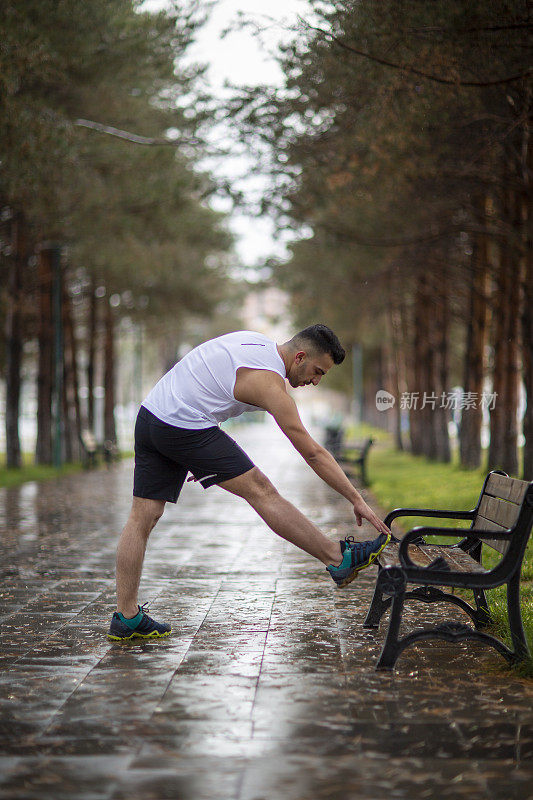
[363,470,533,670]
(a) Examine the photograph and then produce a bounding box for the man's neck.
[276,343,291,378]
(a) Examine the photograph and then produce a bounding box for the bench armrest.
[384,508,476,527]
[383,508,476,544]
[398,526,510,568]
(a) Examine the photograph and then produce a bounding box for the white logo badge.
[376,390,396,411]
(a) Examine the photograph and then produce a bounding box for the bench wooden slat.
[472,514,509,533]
[419,544,486,573]
[472,514,511,554]
[378,541,486,574]
[485,473,530,504]
[477,494,521,528]
[380,542,429,569]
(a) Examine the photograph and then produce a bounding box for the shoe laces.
[140,601,150,615]
[344,535,375,559]
[345,536,367,552]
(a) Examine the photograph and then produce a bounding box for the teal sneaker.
[327,533,390,588]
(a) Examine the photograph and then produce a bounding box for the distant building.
[241,287,291,342]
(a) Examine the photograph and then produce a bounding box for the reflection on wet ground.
[0,421,532,799]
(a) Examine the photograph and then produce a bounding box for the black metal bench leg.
[507,572,530,661]
[472,588,492,629]
[372,566,407,670]
[375,589,405,671]
[363,569,391,628]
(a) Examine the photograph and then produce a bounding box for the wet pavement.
[1,421,532,799]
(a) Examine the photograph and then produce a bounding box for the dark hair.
[292,324,345,365]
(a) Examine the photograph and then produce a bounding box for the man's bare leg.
[115,497,165,617]
[219,467,343,566]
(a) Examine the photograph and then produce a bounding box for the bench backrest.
[361,438,374,457]
[324,426,343,457]
[472,472,533,554]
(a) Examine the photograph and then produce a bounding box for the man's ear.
[294,350,306,365]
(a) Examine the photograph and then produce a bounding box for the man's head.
[281,324,345,389]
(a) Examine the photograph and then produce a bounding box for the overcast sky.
[147,0,310,268]
[188,0,309,268]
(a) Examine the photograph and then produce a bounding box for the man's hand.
[353,496,391,535]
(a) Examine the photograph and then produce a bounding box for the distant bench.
[79,430,119,468]
[324,426,374,486]
[363,470,533,671]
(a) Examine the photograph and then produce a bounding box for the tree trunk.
[375,343,386,429]
[389,302,405,451]
[87,278,97,432]
[459,224,490,468]
[522,137,533,480]
[523,248,533,480]
[503,192,524,475]
[103,299,117,445]
[410,279,425,455]
[35,246,54,465]
[501,224,520,476]
[64,286,83,444]
[4,213,26,468]
[488,249,507,471]
[397,296,412,451]
[62,278,79,462]
[433,262,451,463]
[488,187,520,474]
[62,358,73,463]
[412,271,439,459]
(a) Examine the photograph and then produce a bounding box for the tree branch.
[315,219,523,249]
[304,23,533,88]
[74,118,201,146]
[409,22,533,35]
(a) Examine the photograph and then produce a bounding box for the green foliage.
[1,0,235,338]
[229,0,530,350]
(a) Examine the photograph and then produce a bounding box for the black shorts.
[133,406,255,503]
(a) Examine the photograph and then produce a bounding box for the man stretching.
[108,324,390,640]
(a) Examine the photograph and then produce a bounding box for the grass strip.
[0,458,83,489]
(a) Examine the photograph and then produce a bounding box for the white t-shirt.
[142,330,287,429]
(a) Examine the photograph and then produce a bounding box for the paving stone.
[0,422,532,798]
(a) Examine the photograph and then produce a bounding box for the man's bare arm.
[233,369,390,535]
